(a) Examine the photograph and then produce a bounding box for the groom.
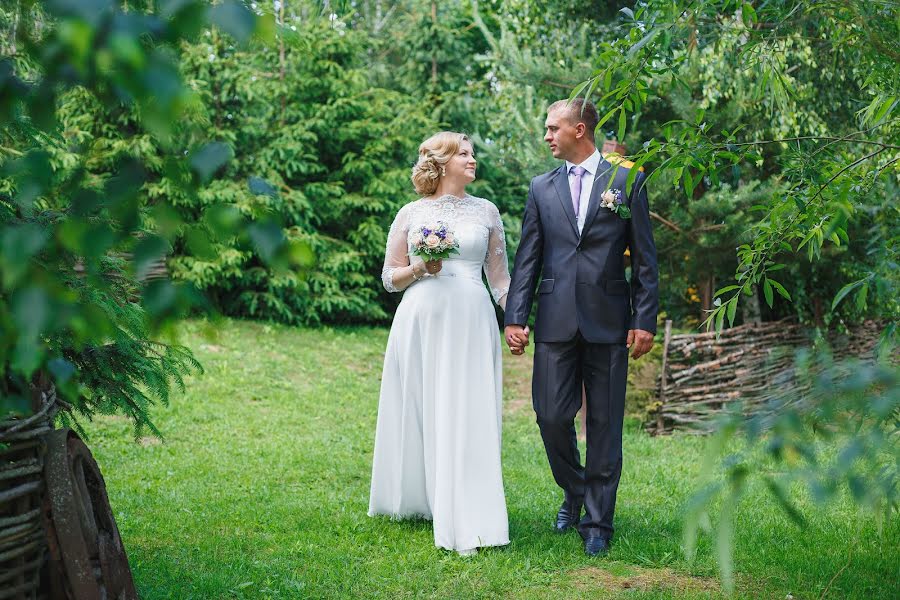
[504,99,658,556]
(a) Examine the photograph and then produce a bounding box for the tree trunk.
[699,275,715,320]
[279,0,286,123]
[742,285,762,325]
[813,295,825,327]
[7,2,18,55]
[430,2,438,86]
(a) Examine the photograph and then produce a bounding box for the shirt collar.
[565,149,602,176]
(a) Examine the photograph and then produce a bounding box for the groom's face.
[544,107,583,161]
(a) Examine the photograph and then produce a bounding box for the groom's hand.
[626,329,654,360]
[504,325,530,355]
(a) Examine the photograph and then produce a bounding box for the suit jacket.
[504,156,659,343]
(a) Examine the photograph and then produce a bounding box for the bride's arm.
[483,201,511,310]
[382,205,427,293]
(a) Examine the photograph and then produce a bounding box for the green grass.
[82,320,898,599]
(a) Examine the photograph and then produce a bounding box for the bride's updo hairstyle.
[411,131,469,196]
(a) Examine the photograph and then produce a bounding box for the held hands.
[504,325,530,356]
[504,325,652,358]
[626,329,654,360]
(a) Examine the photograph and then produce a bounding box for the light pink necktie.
[569,165,586,217]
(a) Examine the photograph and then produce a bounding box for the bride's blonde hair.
[411,131,469,196]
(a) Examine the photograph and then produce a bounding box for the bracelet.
[411,265,423,281]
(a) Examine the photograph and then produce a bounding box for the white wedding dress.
[368,194,511,553]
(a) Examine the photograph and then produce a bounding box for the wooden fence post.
[657,319,673,434]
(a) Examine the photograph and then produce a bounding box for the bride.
[368,132,512,555]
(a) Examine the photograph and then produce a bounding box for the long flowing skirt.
[368,274,509,551]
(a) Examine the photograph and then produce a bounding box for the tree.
[0,0,300,434]
[166,11,435,325]
[561,0,898,588]
[563,0,897,328]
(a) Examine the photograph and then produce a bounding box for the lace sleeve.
[483,201,511,309]
[381,205,410,293]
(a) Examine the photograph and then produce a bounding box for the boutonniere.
[600,189,631,219]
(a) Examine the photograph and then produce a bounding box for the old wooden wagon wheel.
[43,429,137,600]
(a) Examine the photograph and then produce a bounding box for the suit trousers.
[532,332,628,540]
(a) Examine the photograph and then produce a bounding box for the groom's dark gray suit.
[505,154,658,541]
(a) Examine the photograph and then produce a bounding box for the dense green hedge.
[26,2,896,329]
[168,22,437,324]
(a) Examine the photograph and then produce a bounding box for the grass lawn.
[81,319,898,599]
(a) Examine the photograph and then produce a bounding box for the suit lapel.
[552,166,579,237]
[582,158,616,233]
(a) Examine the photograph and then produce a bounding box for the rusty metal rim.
[42,428,138,599]
[44,428,103,598]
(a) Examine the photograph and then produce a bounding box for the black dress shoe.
[554,502,582,533]
[584,535,610,556]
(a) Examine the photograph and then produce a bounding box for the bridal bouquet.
[410,222,459,261]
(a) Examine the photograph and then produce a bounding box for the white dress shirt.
[565,149,602,234]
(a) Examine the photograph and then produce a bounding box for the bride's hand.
[424,259,442,275]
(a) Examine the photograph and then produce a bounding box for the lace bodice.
[381,194,511,306]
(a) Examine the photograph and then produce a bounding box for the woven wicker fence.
[646,319,889,434]
[2,376,138,598]
[0,377,60,599]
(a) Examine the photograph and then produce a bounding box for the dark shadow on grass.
[474,542,511,555]
[368,513,434,533]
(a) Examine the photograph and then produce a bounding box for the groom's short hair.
[548,98,599,141]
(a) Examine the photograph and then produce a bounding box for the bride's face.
[444,140,477,184]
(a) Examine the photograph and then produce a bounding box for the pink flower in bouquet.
[410,221,460,262]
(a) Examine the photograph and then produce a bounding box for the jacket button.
[576,247,581,252]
